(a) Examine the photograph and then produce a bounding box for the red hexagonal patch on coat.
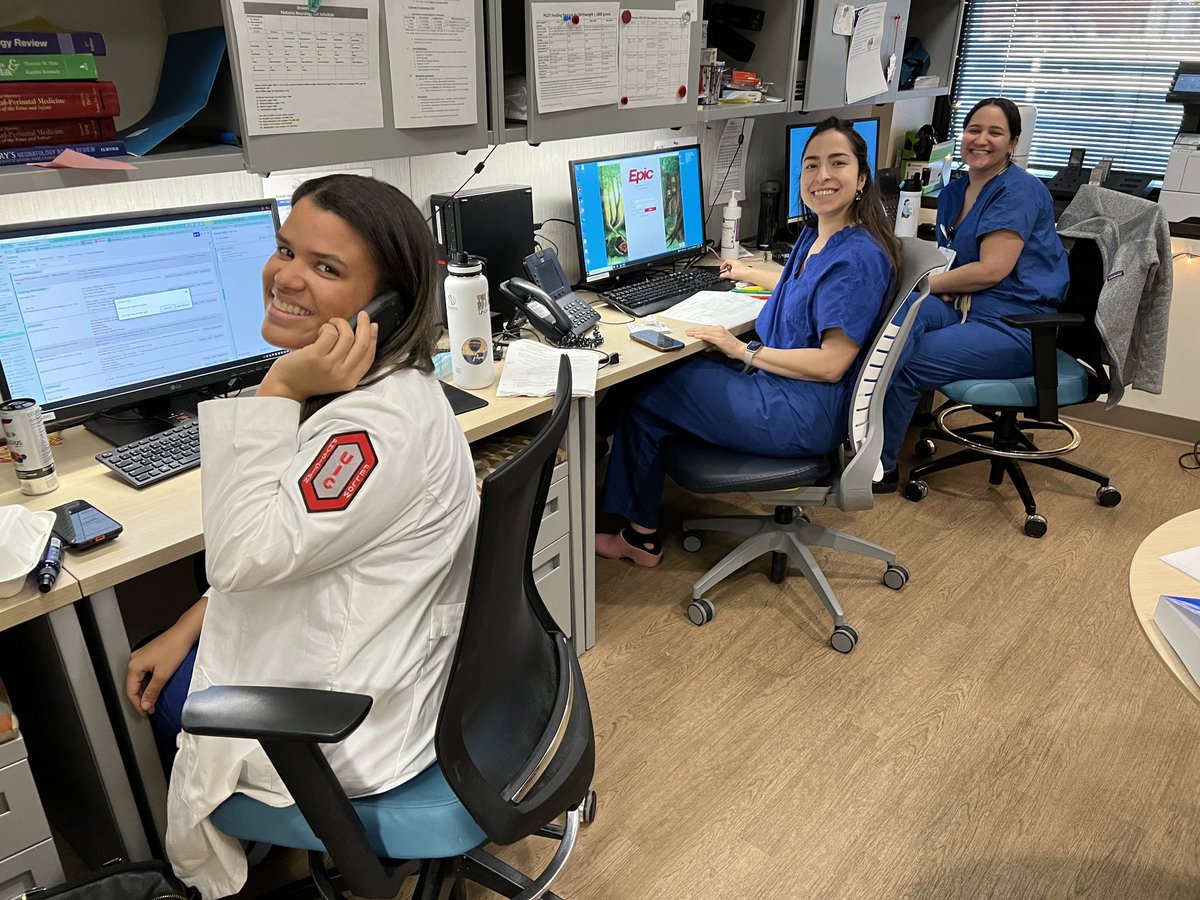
[299,431,378,513]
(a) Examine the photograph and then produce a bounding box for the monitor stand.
[84,392,205,447]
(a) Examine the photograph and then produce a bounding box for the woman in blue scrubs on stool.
[876,97,1069,490]
[596,118,902,567]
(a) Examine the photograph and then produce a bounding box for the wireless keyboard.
[599,268,731,317]
[96,419,201,488]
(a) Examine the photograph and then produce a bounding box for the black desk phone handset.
[498,247,601,344]
[348,290,404,344]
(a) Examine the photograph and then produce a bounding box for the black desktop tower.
[430,184,534,324]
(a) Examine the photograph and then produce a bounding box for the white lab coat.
[165,368,479,899]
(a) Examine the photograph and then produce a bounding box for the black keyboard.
[96,419,201,488]
[599,268,731,317]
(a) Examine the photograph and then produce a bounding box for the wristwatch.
[742,340,763,374]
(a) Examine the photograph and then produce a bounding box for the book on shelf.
[0,139,127,166]
[0,80,119,121]
[0,52,98,82]
[0,116,115,147]
[0,30,106,56]
[1153,594,1200,686]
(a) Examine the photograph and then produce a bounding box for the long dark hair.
[963,97,1022,163]
[802,117,903,293]
[290,174,439,420]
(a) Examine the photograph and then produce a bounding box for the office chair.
[902,235,1121,537]
[660,238,948,653]
[182,357,596,900]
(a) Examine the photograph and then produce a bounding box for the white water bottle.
[720,189,742,260]
[894,176,922,238]
[444,253,495,389]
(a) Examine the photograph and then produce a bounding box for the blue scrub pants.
[601,354,841,527]
[881,294,1052,472]
[147,642,197,767]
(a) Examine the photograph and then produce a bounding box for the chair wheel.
[1023,514,1047,538]
[1097,485,1122,507]
[882,563,909,590]
[830,624,859,654]
[580,790,598,825]
[687,598,715,626]
[682,530,703,552]
[903,480,929,502]
[914,438,937,459]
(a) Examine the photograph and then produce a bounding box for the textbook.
[1153,594,1200,686]
[0,53,98,82]
[0,30,106,56]
[0,140,127,166]
[0,116,115,148]
[0,80,119,121]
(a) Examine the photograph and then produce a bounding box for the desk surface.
[1130,508,1200,706]
[0,565,82,633]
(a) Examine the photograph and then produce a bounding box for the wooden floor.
[246,420,1200,899]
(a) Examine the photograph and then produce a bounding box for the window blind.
[950,0,1200,175]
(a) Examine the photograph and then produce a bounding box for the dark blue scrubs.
[880,165,1069,471]
[601,225,894,527]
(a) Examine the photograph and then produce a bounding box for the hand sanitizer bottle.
[720,190,742,260]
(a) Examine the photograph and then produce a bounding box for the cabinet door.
[798,0,910,112]
[522,0,700,143]
[221,0,491,173]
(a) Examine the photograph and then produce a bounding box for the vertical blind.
[950,0,1200,175]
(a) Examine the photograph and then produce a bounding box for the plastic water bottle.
[443,253,495,389]
[894,177,922,238]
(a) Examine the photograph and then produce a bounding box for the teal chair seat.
[210,762,487,860]
[940,350,1090,409]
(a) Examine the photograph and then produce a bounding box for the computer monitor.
[785,117,881,223]
[570,144,706,284]
[0,199,284,445]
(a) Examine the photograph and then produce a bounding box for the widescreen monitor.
[785,117,881,222]
[0,199,282,443]
[570,144,706,283]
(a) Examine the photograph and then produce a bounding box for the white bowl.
[0,506,56,598]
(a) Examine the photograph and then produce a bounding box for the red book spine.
[0,81,119,122]
[0,117,116,148]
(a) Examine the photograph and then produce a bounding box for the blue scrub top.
[752,224,895,424]
[936,164,1068,308]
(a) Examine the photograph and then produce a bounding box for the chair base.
[681,505,903,646]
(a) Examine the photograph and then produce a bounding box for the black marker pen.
[35,536,63,593]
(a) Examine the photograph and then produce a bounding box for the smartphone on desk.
[629,329,685,352]
[49,499,123,550]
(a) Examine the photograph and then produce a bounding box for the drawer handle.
[541,496,559,520]
[533,555,561,581]
[0,791,8,815]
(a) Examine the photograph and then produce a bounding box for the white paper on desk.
[1162,547,1200,583]
[496,340,599,398]
[709,117,754,206]
[229,0,384,136]
[618,4,692,109]
[385,0,478,128]
[661,290,766,329]
[846,3,888,104]
[532,2,619,114]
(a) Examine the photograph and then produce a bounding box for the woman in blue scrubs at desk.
[876,97,1069,490]
[596,118,901,567]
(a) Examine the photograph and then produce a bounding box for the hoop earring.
[854,189,863,202]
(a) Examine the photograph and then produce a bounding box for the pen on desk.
[35,536,63,593]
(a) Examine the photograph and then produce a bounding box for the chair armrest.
[182,685,372,743]
[1000,313,1085,329]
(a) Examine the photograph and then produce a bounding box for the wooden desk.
[1130,508,1200,705]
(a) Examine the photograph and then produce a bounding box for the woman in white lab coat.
[124,175,480,898]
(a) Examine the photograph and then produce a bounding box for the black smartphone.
[630,329,685,352]
[49,499,124,550]
[348,290,405,344]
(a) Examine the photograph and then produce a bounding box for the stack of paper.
[1154,594,1200,685]
[496,340,599,398]
[661,290,766,329]
[1162,546,1200,582]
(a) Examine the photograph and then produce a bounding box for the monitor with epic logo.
[569,145,706,283]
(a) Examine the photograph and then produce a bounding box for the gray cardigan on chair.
[1056,184,1173,408]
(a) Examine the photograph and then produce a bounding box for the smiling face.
[800,130,867,226]
[260,197,381,350]
[961,104,1018,176]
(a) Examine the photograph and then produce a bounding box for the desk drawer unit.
[0,736,63,899]
[0,839,62,900]
[535,462,570,554]
[533,534,572,637]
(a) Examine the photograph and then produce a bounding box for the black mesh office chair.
[660,238,948,652]
[902,235,1121,537]
[183,357,596,900]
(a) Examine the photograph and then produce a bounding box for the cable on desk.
[533,232,559,256]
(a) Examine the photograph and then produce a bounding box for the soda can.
[0,398,59,495]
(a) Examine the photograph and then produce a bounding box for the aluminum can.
[0,398,59,495]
